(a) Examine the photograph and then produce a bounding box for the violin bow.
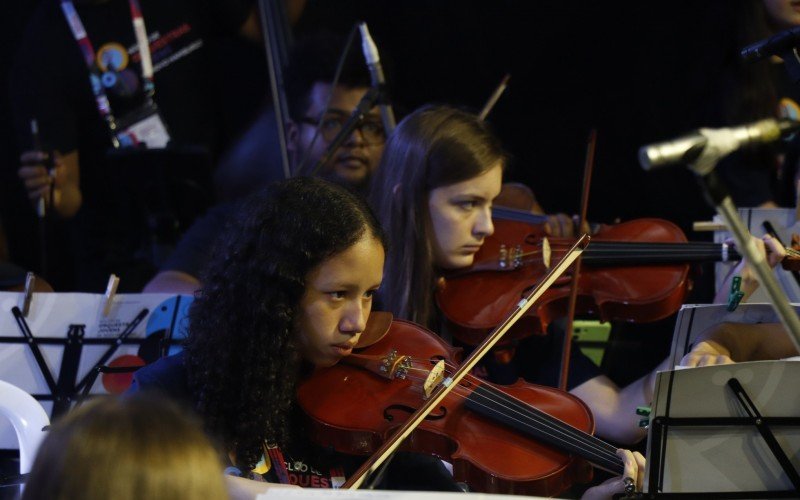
[559,128,597,391]
[478,74,510,121]
[343,235,590,490]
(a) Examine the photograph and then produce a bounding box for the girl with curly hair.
[369,104,647,498]
[131,176,422,489]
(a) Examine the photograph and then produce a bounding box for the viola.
[297,317,624,496]
[437,214,749,346]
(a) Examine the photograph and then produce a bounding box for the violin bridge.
[422,360,446,399]
[542,237,551,269]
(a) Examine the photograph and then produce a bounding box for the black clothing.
[472,322,602,391]
[160,201,236,278]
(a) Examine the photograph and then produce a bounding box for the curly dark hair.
[184,177,386,470]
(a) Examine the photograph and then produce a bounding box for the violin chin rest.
[357,311,393,348]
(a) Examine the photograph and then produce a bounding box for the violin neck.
[492,206,549,225]
[465,384,624,475]
[581,241,741,266]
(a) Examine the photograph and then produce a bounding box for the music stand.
[643,360,800,498]
[0,292,191,449]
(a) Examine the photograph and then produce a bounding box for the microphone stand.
[685,154,800,353]
[374,82,396,136]
[309,86,381,177]
[358,22,396,135]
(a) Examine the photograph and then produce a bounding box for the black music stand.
[643,364,800,498]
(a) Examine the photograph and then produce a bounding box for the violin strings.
[465,383,623,472]
[386,356,622,469]
[410,361,623,473]
[397,359,623,473]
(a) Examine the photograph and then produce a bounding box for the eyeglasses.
[300,114,386,145]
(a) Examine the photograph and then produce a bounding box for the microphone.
[639,118,800,174]
[358,22,396,134]
[741,26,800,62]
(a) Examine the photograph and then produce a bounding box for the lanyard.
[263,443,346,488]
[59,0,155,147]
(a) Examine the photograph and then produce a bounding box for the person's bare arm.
[682,322,798,366]
[571,354,673,446]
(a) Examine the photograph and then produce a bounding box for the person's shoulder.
[130,351,193,403]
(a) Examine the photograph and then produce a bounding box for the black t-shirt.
[10,0,254,291]
[426,306,601,391]
[465,322,602,391]
[161,201,237,277]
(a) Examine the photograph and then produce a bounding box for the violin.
[297,316,625,496]
[438,207,743,345]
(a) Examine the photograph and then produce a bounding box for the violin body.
[437,218,693,345]
[297,319,595,496]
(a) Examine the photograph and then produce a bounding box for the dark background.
[2,1,765,278]
[0,0,773,374]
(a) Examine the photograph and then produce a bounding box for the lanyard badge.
[60,0,169,149]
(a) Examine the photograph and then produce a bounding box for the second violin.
[437,216,746,345]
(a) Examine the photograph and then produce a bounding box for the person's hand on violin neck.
[543,213,593,238]
[579,448,645,500]
[714,234,786,304]
[493,181,592,238]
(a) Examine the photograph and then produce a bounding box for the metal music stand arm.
[11,307,57,394]
[727,378,800,490]
[73,308,149,395]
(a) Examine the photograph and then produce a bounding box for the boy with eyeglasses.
[144,33,388,293]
